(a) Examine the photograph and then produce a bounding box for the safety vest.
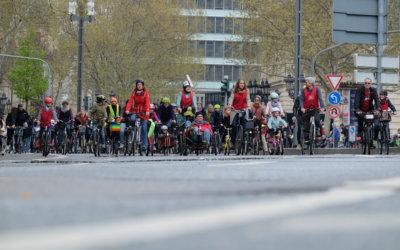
[304,87,319,109]
[232,89,248,110]
[380,98,389,111]
[181,91,194,108]
[108,104,120,122]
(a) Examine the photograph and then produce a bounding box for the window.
[224,0,233,9]
[215,0,223,9]
[233,66,241,80]
[206,17,215,33]
[215,65,223,81]
[234,19,242,34]
[196,0,206,9]
[198,41,206,56]
[215,17,224,33]
[215,41,224,57]
[224,18,233,34]
[206,65,215,81]
[206,0,214,9]
[206,41,215,57]
[197,17,206,33]
[224,42,233,58]
[224,66,232,80]
[233,0,242,10]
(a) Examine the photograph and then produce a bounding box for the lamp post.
[284,74,295,99]
[69,0,95,112]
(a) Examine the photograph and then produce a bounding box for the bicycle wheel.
[235,126,243,155]
[125,130,133,156]
[366,125,372,155]
[42,131,49,157]
[300,129,305,155]
[309,122,315,155]
[383,123,390,155]
[279,136,284,155]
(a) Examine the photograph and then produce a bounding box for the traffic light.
[221,78,229,93]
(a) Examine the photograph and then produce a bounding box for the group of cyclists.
[0,76,397,156]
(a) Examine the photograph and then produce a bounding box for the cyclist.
[251,95,264,120]
[187,112,214,146]
[157,97,176,132]
[210,104,223,128]
[300,77,325,144]
[106,97,124,147]
[10,104,30,152]
[177,80,197,114]
[354,77,380,143]
[158,124,176,150]
[0,113,6,155]
[90,95,107,148]
[125,79,151,152]
[56,101,74,151]
[377,90,397,138]
[228,79,251,142]
[37,97,58,146]
[75,109,90,149]
[267,107,288,133]
[265,92,285,117]
[205,104,214,123]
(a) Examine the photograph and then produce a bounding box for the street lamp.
[69,0,95,112]
[284,74,295,99]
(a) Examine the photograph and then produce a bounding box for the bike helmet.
[270,92,279,99]
[183,80,191,88]
[254,95,262,101]
[110,97,117,103]
[96,95,106,103]
[44,97,52,104]
[135,79,145,85]
[380,90,388,96]
[272,107,280,113]
[162,97,171,104]
[161,125,168,130]
[214,104,221,109]
[171,103,177,108]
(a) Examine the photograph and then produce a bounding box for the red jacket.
[126,89,150,120]
[232,89,249,110]
[192,120,214,137]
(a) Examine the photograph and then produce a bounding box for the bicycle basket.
[379,111,391,122]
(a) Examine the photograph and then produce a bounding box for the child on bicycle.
[267,107,288,138]
[37,97,58,146]
[158,124,176,149]
[265,92,285,117]
[221,106,232,148]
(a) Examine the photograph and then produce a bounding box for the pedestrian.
[329,123,340,148]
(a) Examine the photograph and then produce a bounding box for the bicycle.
[92,122,104,157]
[211,126,221,156]
[267,128,285,155]
[301,108,319,155]
[232,108,248,155]
[40,122,52,157]
[252,118,262,155]
[360,111,375,155]
[222,126,232,156]
[377,110,393,155]
[124,120,134,156]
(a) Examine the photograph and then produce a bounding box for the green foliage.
[7,30,48,106]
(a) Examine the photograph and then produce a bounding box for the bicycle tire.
[384,123,390,155]
[309,122,315,155]
[366,125,372,155]
[235,126,243,155]
[42,130,49,157]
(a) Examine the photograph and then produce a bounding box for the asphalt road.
[0,153,399,250]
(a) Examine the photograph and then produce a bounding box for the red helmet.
[44,97,53,104]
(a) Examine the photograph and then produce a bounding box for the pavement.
[0,153,399,250]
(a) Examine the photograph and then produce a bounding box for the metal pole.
[294,0,302,98]
[376,0,385,93]
[310,43,346,77]
[77,17,84,112]
[0,53,52,97]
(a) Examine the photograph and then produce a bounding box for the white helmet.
[272,107,280,113]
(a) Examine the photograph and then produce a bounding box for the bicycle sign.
[328,105,341,119]
[328,91,341,105]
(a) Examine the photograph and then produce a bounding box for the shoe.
[152,145,157,151]
[119,143,124,149]
[296,144,302,150]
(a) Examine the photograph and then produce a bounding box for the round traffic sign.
[328,105,341,119]
[328,91,341,105]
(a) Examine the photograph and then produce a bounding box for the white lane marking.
[278,214,400,233]
[208,161,275,167]
[0,177,399,250]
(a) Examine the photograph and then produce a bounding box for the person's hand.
[178,108,182,113]
[301,108,306,113]
[125,110,130,115]
[145,112,149,116]
[393,112,397,115]
[11,125,15,128]
[320,108,325,112]
[172,120,176,124]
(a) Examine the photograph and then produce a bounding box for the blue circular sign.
[328,91,341,105]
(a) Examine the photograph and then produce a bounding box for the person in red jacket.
[228,79,251,143]
[125,79,151,151]
[37,97,58,145]
[187,112,214,146]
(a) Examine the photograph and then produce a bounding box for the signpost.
[328,105,341,119]
[349,125,356,142]
[326,75,343,91]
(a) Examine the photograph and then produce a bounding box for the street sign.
[326,75,343,90]
[328,105,341,119]
[328,91,341,105]
[354,54,400,69]
[333,0,388,45]
[349,125,356,142]
[353,70,399,85]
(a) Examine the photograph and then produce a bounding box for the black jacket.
[12,109,29,127]
[157,105,175,123]
[354,86,380,112]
